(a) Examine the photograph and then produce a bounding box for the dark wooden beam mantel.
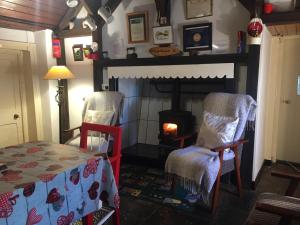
[58,2,84,31]
[262,10,300,25]
[99,54,249,67]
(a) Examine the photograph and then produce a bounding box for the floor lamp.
[44,66,75,143]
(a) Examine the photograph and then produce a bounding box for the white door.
[276,37,300,163]
[0,49,24,147]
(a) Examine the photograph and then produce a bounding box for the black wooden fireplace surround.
[97,50,260,189]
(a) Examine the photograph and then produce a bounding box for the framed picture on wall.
[183,23,212,52]
[186,0,213,19]
[153,26,173,45]
[127,11,149,43]
[72,44,84,61]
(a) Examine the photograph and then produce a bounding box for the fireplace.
[158,110,195,146]
[163,123,178,136]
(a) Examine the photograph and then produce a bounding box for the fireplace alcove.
[98,53,255,187]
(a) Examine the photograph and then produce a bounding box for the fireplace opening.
[159,110,195,147]
[163,123,178,136]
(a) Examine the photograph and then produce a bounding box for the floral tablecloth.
[0,141,119,225]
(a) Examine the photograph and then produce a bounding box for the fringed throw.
[165,145,220,203]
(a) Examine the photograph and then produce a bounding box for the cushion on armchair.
[84,110,114,136]
[67,110,114,153]
[196,111,239,149]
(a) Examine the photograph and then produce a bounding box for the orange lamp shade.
[44,66,75,80]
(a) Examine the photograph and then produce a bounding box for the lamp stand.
[57,79,71,144]
[55,85,65,105]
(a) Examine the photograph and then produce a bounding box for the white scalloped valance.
[108,63,234,79]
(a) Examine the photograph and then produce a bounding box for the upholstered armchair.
[165,92,257,213]
[65,91,124,152]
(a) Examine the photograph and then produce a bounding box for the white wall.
[65,36,94,130]
[102,0,250,58]
[0,28,58,142]
[171,0,250,53]
[252,26,272,181]
[0,27,34,43]
[34,30,58,142]
[102,0,250,148]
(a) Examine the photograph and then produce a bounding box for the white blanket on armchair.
[165,145,220,200]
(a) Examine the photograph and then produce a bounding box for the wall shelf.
[98,53,248,67]
[262,10,300,25]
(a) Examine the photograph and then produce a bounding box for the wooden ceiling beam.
[0,15,54,29]
[57,27,91,38]
[239,0,263,17]
[0,18,45,30]
[57,2,84,31]
[0,7,59,25]
[2,0,67,14]
[79,0,101,16]
[0,0,63,22]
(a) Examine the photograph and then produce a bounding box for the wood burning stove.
[158,110,195,146]
[158,79,196,146]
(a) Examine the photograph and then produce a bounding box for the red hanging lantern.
[247,17,263,45]
[52,39,62,58]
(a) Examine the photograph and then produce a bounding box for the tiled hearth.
[118,79,205,150]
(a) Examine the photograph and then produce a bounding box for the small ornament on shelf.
[126,47,138,59]
[85,42,100,60]
[237,31,246,53]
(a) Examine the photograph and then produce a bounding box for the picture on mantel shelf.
[183,23,212,52]
[127,11,149,44]
[186,0,213,19]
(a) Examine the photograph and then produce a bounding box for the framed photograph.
[72,44,84,61]
[153,26,173,45]
[186,0,213,19]
[183,23,212,52]
[83,45,91,58]
[127,11,148,44]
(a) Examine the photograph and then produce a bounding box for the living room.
[0,0,299,224]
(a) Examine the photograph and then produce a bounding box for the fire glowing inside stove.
[163,123,178,136]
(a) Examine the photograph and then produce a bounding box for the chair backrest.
[203,92,257,141]
[80,122,122,185]
[82,91,124,126]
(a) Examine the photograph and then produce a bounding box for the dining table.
[0,141,119,225]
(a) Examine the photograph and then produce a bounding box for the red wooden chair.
[80,122,122,225]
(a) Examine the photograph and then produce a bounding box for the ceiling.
[0,0,69,31]
[267,23,300,36]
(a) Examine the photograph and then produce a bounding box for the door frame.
[0,40,44,142]
[263,35,300,162]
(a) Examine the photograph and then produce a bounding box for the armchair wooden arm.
[271,164,300,197]
[64,126,81,133]
[64,126,82,137]
[255,193,300,221]
[211,139,248,153]
[246,165,300,225]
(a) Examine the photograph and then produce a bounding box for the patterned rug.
[119,163,206,213]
